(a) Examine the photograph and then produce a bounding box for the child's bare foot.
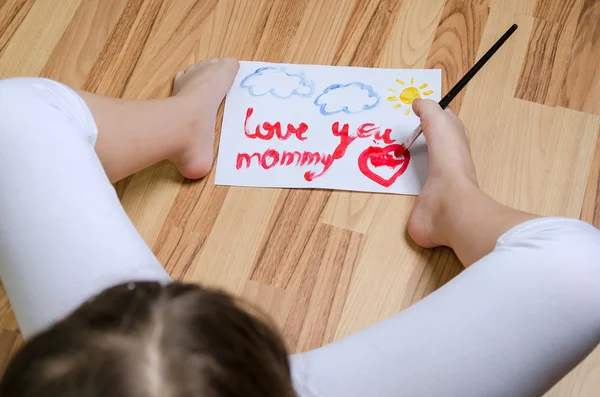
[407,99,480,249]
[170,57,239,179]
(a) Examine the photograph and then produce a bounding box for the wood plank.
[557,0,600,115]
[0,0,35,57]
[39,0,129,87]
[331,0,381,66]
[514,18,563,104]
[425,0,490,114]
[478,98,556,211]
[283,224,365,352]
[333,193,424,337]
[121,0,222,99]
[379,0,445,69]
[189,187,280,291]
[241,280,295,332]
[153,176,227,256]
[536,107,600,217]
[120,162,183,247]
[322,191,383,233]
[0,284,18,331]
[488,0,537,16]
[0,0,81,77]
[458,11,533,178]
[251,190,330,288]
[253,0,312,62]
[281,0,360,65]
[82,0,164,96]
[515,0,583,106]
[580,134,600,228]
[333,0,403,67]
[401,247,462,308]
[478,98,599,218]
[154,227,204,280]
[0,329,19,374]
[534,0,583,24]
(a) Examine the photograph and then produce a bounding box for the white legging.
[1,77,599,397]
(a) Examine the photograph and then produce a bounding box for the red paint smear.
[244,107,308,141]
[375,128,395,144]
[331,122,357,159]
[357,144,410,187]
[357,123,378,138]
[236,150,333,180]
[394,144,407,156]
[261,149,280,169]
[303,153,333,181]
[287,123,308,141]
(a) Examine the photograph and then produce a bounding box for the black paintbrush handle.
[401,24,518,151]
[439,24,518,109]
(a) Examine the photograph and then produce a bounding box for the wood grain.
[82,0,164,96]
[336,0,403,67]
[489,0,537,16]
[534,0,583,25]
[1,1,600,395]
[241,280,295,332]
[40,0,130,87]
[251,190,331,288]
[515,0,585,106]
[0,329,19,373]
[283,224,365,351]
[0,284,18,331]
[515,18,563,104]
[380,0,446,69]
[425,0,489,113]
[558,0,600,115]
[581,135,600,228]
[0,0,35,57]
[0,0,81,76]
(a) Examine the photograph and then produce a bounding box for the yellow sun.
[386,77,434,115]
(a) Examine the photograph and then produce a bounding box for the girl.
[0,57,599,397]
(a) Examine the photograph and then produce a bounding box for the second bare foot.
[170,57,239,179]
[407,99,479,249]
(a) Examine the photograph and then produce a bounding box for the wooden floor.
[0,0,599,394]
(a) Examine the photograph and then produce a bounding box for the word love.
[243,108,308,141]
[236,107,398,181]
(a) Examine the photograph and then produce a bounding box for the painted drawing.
[216,61,441,195]
[240,66,314,98]
[314,82,380,115]
[387,77,434,115]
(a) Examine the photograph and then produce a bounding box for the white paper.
[216,61,441,195]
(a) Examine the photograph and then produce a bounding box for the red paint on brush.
[394,144,407,157]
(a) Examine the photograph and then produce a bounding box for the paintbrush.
[399,23,518,153]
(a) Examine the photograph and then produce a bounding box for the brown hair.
[0,282,296,397]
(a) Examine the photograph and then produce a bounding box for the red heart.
[358,144,410,187]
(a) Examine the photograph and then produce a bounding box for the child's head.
[0,282,296,397]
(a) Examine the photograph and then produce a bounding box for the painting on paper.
[215,61,441,195]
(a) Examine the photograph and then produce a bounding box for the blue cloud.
[314,82,380,115]
[240,67,314,99]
